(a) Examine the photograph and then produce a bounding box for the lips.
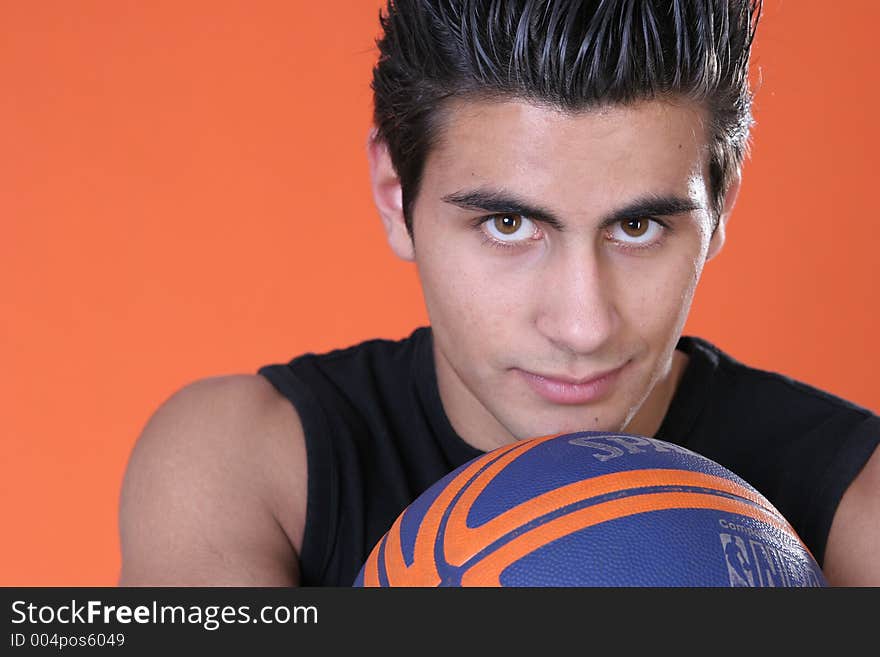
[516,362,627,405]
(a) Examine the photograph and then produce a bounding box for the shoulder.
[679,335,874,422]
[823,434,880,586]
[266,327,431,377]
[118,374,307,585]
[257,327,432,429]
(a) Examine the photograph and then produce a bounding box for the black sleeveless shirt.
[258,327,880,586]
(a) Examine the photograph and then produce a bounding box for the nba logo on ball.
[354,432,827,587]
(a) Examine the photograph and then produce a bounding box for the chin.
[510,406,631,442]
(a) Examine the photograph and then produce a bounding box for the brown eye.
[493,214,522,235]
[607,216,665,248]
[620,218,650,238]
[482,213,539,247]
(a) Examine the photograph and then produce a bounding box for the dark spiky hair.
[371,0,762,235]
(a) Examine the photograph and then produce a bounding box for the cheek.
[618,251,704,334]
[424,255,525,328]
[417,235,530,344]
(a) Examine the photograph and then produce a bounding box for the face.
[372,98,735,451]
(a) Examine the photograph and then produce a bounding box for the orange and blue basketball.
[353,432,827,587]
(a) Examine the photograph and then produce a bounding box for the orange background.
[2,1,878,586]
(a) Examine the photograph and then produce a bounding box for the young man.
[118,0,880,587]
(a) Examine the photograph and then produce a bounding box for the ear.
[366,129,415,262]
[706,169,741,262]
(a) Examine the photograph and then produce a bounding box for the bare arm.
[822,443,880,586]
[118,374,307,586]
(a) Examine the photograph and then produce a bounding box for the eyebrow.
[440,188,704,230]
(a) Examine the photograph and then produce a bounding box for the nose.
[534,244,619,356]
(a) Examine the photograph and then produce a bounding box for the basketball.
[354,431,827,587]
